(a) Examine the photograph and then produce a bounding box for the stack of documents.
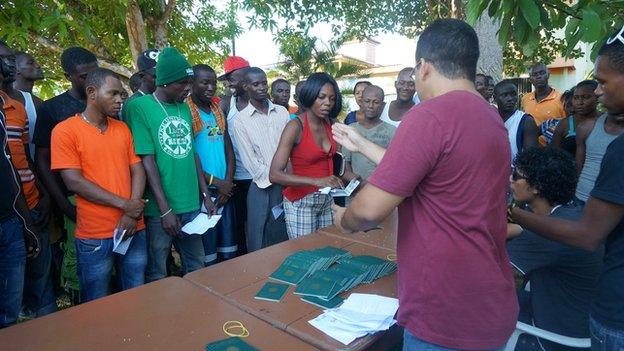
[294,255,396,306]
[269,246,351,285]
[309,293,399,345]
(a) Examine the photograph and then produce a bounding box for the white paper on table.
[340,293,399,316]
[113,229,133,255]
[309,313,369,345]
[272,202,284,219]
[324,309,396,331]
[181,213,222,234]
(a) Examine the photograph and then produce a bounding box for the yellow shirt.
[521,88,565,146]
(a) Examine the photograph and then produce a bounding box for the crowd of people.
[1,17,624,351]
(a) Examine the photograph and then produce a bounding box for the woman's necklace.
[81,112,107,134]
[152,93,181,118]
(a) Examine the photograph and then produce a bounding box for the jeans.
[0,216,26,327]
[590,316,624,351]
[403,329,504,351]
[232,179,251,255]
[22,206,57,317]
[145,211,205,282]
[75,230,147,303]
[202,191,236,266]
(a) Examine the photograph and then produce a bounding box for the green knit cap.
[155,47,193,86]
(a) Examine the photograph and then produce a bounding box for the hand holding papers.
[319,178,361,197]
[181,200,223,234]
[113,229,133,255]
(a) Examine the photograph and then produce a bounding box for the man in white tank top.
[380,67,418,127]
[14,52,44,159]
[494,80,539,162]
[218,56,253,255]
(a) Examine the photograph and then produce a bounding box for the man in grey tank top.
[575,112,624,205]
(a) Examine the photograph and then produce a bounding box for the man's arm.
[550,118,566,150]
[35,147,76,221]
[511,197,624,251]
[522,116,539,150]
[332,123,386,165]
[195,153,215,213]
[574,120,593,174]
[59,169,144,218]
[141,155,181,236]
[335,183,404,233]
[214,130,236,204]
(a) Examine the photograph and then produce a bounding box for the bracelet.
[160,208,172,218]
[209,174,214,186]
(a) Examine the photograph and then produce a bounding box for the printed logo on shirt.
[158,116,192,158]
[207,124,223,137]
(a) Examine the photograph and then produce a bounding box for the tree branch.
[29,32,133,78]
[542,1,582,20]
[161,0,177,24]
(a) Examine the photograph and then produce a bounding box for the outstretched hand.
[332,123,364,153]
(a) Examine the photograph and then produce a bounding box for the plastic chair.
[504,321,591,351]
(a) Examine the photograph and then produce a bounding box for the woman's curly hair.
[513,147,578,206]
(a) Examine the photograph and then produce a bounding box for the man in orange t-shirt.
[521,63,566,146]
[51,68,147,303]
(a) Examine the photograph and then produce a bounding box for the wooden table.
[0,277,317,351]
[185,233,400,351]
[318,212,397,251]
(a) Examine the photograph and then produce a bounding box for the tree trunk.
[153,23,168,49]
[125,0,148,68]
[474,13,503,82]
[149,0,176,49]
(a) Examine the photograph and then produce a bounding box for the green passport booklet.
[205,337,260,351]
[254,282,289,302]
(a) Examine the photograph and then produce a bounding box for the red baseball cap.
[217,56,250,80]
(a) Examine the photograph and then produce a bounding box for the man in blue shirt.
[188,64,236,265]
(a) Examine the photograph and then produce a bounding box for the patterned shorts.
[283,193,334,239]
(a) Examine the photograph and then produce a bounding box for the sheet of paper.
[113,229,133,255]
[309,313,368,345]
[181,213,222,234]
[271,202,284,219]
[340,293,399,316]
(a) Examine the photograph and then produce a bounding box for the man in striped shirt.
[231,67,290,252]
[0,41,57,317]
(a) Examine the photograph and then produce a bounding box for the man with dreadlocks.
[187,64,236,266]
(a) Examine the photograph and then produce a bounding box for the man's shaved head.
[362,85,384,101]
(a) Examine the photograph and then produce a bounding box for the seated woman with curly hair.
[507,147,604,351]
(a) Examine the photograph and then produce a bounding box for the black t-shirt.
[507,205,604,350]
[0,113,18,221]
[33,91,85,148]
[589,133,624,330]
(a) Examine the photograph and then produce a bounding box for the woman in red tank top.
[270,73,348,238]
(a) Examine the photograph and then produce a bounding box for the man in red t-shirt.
[333,19,518,350]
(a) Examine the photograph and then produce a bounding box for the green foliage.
[0,0,239,98]
[467,0,623,63]
[273,27,368,82]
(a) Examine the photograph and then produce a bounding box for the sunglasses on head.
[512,168,527,181]
[607,25,624,45]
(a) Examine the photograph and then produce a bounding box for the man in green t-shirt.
[126,47,214,282]
[343,85,396,180]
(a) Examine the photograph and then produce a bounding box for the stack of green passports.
[268,247,396,310]
[295,255,396,303]
[269,246,351,285]
[254,282,289,302]
[205,337,259,351]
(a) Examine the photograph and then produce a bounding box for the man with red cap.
[218,56,252,255]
